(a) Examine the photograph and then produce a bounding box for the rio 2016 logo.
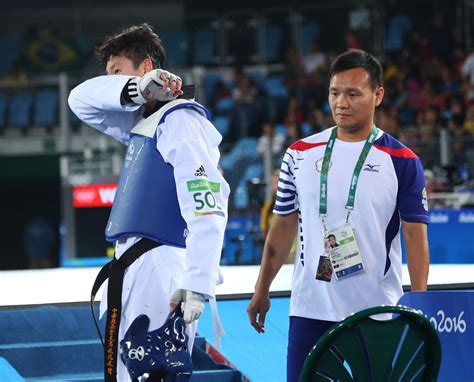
[417,309,467,333]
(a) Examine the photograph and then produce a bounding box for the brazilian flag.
[25,35,83,73]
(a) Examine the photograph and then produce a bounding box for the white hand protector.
[170,289,206,324]
[128,69,182,103]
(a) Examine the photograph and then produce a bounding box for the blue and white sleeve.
[273,149,298,214]
[397,157,429,224]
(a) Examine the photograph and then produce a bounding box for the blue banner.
[398,291,474,382]
[226,209,474,265]
[425,209,474,263]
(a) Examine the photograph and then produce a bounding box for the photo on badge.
[326,233,339,249]
[315,255,333,282]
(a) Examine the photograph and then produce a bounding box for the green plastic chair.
[299,305,441,382]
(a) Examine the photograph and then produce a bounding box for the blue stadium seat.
[259,25,282,62]
[220,137,258,172]
[193,28,216,65]
[73,35,94,56]
[33,88,58,126]
[299,21,320,54]
[233,136,258,158]
[264,75,288,98]
[213,115,231,138]
[159,30,189,67]
[233,102,259,139]
[215,96,235,114]
[0,39,23,75]
[202,72,223,106]
[385,15,412,52]
[241,162,263,181]
[233,185,249,209]
[300,121,313,136]
[233,163,264,209]
[220,137,259,194]
[7,90,33,128]
[247,71,264,90]
[263,96,287,122]
[274,123,288,137]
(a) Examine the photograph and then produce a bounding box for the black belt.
[90,238,162,382]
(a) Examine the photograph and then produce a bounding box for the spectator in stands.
[443,95,470,177]
[424,169,435,197]
[463,102,474,135]
[445,96,466,137]
[210,79,232,110]
[232,66,257,105]
[382,54,404,89]
[284,46,306,88]
[390,78,409,109]
[302,39,326,75]
[462,50,474,101]
[413,80,440,112]
[1,60,28,88]
[257,121,285,159]
[439,64,460,96]
[285,96,305,126]
[345,30,362,50]
[229,66,260,142]
[418,107,440,143]
[375,105,399,137]
[428,14,452,62]
[284,116,302,149]
[305,100,325,134]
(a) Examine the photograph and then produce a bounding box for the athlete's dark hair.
[329,49,383,89]
[95,23,165,69]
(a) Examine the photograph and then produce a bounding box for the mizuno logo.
[194,165,207,177]
[363,164,380,172]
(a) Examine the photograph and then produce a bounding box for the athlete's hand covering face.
[129,69,183,103]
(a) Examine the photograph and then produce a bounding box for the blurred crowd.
[2,12,474,193]
[204,13,474,194]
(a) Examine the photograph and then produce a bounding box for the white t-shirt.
[274,127,428,322]
[462,52,474,85]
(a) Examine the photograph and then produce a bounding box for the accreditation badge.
[324,223,364,280]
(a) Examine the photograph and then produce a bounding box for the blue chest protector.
[105,99,210,247]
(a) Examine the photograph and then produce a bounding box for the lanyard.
[319,126,378,225]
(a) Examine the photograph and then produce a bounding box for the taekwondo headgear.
[119,306,192,382]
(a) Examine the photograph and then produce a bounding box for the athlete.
[247,49,430,382]
[68,23,229,381]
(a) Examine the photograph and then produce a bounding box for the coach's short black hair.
[95,23,165,69]
[329,49,383,89]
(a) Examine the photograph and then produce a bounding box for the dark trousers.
[287,316,336,382]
